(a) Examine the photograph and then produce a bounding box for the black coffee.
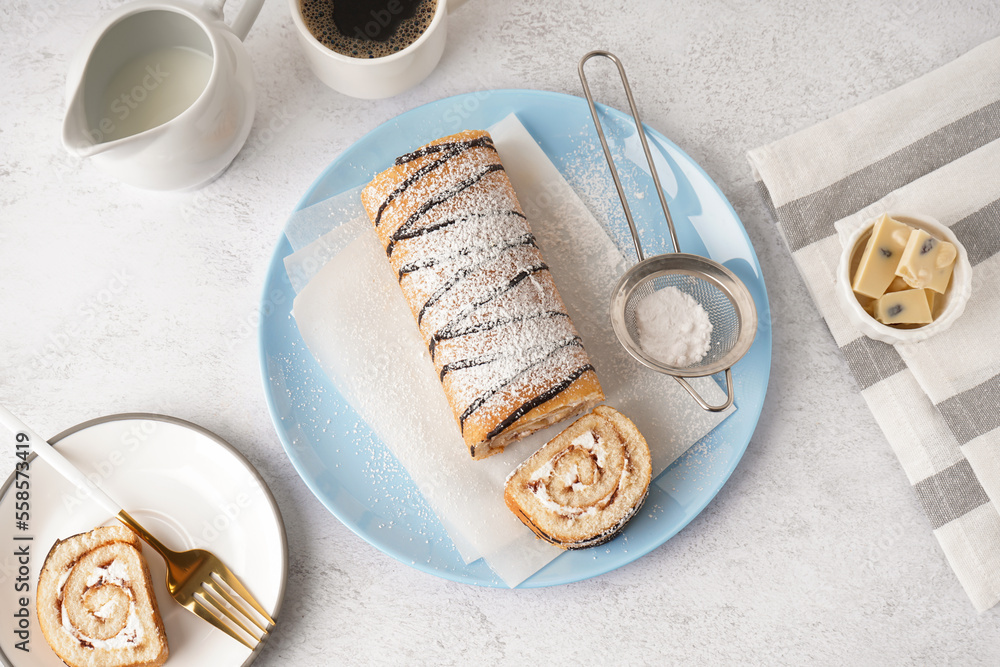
[300,0,438,59]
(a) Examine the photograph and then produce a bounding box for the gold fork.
[118,509,274,649]
[0,407,275,650]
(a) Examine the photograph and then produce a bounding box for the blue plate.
[259,89,771,587]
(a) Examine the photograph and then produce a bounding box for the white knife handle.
[0,406,123,517]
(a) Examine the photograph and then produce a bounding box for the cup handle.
[206,0,266,41]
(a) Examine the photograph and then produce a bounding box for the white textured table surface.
[2,0,999,664]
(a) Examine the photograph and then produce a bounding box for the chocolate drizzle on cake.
[384,164,507,256]
[441,336,583,380]
[387,208,525,257]
[375,136,499,228]
[456,336,588,426]
[427,310,570,358]
[368,132,598,442]
[394,135,495,165]
[416,247,545,325]
[398,232,536,279]
[418,260,549,325]
[485,363,595,439]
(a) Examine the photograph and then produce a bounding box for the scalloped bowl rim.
[835,211,972,345]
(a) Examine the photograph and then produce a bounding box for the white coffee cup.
[288,0,465,99]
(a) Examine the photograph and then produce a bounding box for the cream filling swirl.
[56,558,145,649]
[528,431,630,518]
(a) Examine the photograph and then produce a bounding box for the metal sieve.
[579,50,757,412]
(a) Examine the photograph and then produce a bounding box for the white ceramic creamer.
[62,0,265,190]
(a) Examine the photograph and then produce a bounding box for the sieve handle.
[578,50,681,262]
[673,369,734,412]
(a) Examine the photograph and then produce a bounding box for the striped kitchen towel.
[747,36,1000,612]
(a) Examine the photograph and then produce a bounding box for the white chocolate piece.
[852,214,913,299]
[873,288,934,325]
[888,273,935,314]
[895,228,957,293]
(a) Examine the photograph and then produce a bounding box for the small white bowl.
[835,212,972,344]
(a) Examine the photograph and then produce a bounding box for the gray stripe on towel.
[841,336,907,390]
[914,459,990,530]
[937,374,1000,446]
[755,180,780,225]
[951,198,1000,267]
[774,100,1000,253]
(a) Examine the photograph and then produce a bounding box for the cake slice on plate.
[37,524,169,667]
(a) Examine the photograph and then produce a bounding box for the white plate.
[0,414,287,666]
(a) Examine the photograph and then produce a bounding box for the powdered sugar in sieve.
[579,50,757,411]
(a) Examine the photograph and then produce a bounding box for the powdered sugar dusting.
[363,133,594,447]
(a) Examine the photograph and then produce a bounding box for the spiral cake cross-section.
[36,525,168,667]
[504,406,652,549]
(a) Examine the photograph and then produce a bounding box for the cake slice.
[504,405,652,549]
[37,524,169,667]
